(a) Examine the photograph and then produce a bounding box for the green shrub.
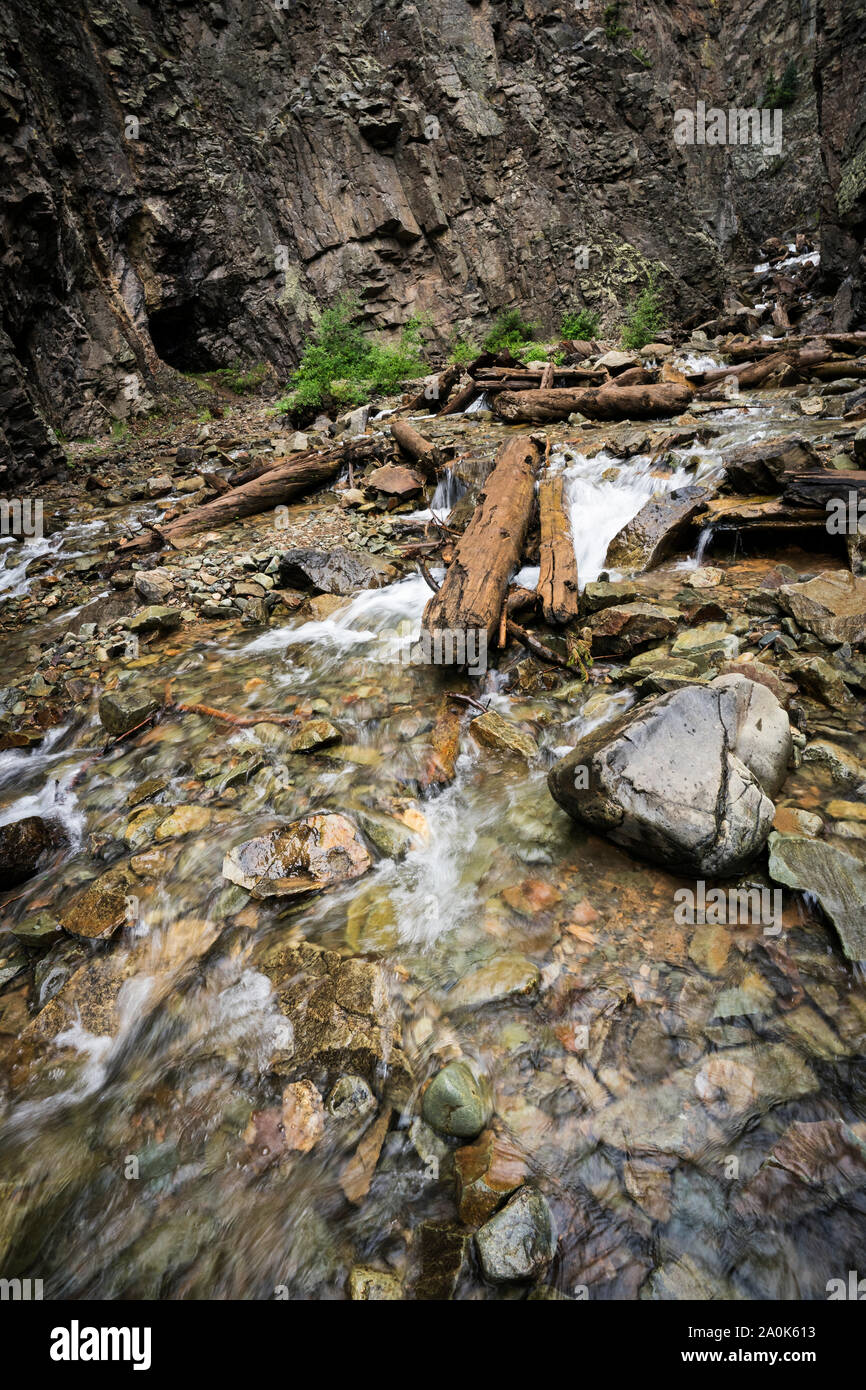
[560,307,600,340]
[280,296,427,411]
[630,46,652,69]
[483,308,540,355]
[603,2,630,40]
[449,335,481,366]
[620,273,667,350]
[762,60,798,109]
[522,343,550,363]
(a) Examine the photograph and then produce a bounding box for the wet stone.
[98,690,161,737]
[422,1061,492,1140]
[475,1186,556,1284]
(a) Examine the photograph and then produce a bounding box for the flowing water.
[1,390,865,1300]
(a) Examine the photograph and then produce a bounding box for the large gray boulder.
[548,674,792,875]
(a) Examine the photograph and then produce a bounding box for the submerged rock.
[348,1265,402,1300]
[767,832,866,961]
[222,813,371,898]
[59,865,134,940]
[444,953,540,1011]
[98,689,160,737]
[548,675,791,875]
[455,1129,528,1226]
[475,1186,556,1284]
[469,710,538,759]
[0,815,67,889]
[257,941,411,1099]
[422,1060,492,1139]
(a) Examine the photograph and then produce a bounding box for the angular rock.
[126,605,182,637]
[0,815,67,890]
[469,710,538,759]
[767,832,866,961]
[455,1129,528,1226]
[720,436,819,493]
[412,1223,471,1300]
[445,953,539,1011]
[776,571,866,647]
[475,1187,556,1284]
[133,568,175,604]
[98,689,160,737]
[59,865,134,940]
[288,719,342,752]
[276,546,381,596]
[605,486,712,572]
[257,941,411,1098]
[587,601,680,656]
[365,463,425,499]
[549,675,792,875]
[222,814,371,898]
[281,1079,325,1152]
[348,1266,402,1300]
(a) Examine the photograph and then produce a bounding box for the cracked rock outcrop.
[548,674,792,876]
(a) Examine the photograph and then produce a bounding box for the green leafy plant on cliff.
[280,296,427,410]
[762,61,798,109]
[603,2,630,41]
[483,308,541,355]
[620,272,667,350]
[560,307,600,340]
[448,334,481,366]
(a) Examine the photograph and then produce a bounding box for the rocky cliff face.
[1,0,864,464]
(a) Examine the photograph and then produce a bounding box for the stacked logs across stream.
[421,433,581,667]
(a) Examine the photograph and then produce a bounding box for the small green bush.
[522,343,550,363]
[449,335,480,366]
[280,296,427,411]
[762,60,798,109]
[620,273,667,350]
[483,308,540,355]
[560,307,600,340]
[603,2,630,40]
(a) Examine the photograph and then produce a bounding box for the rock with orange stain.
[454,1128,528,1225]
[281,1080,325,1152]
[502,878,562,916]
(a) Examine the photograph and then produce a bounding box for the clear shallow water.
[1,398,864,1300]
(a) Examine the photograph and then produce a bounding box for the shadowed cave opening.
[148,301,218,373]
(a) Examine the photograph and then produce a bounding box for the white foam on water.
[558,446,723,586]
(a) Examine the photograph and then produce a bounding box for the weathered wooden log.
[537,473,579,624]
[539,362,555,390]
[423,435,543,653]
[402,364,460,414]
[390,419,439,480]
[156,453,343,547]
[492,383,694,424]
[437,381,481,416]
[607,366,655,388]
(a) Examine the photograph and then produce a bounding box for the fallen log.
[437,381,481,416]
[154,452,343,547]
[492,383,694,424]
[423,435,542,654]
[402,364,460,414]
[537,473,579,624]
[390,419,439,480]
